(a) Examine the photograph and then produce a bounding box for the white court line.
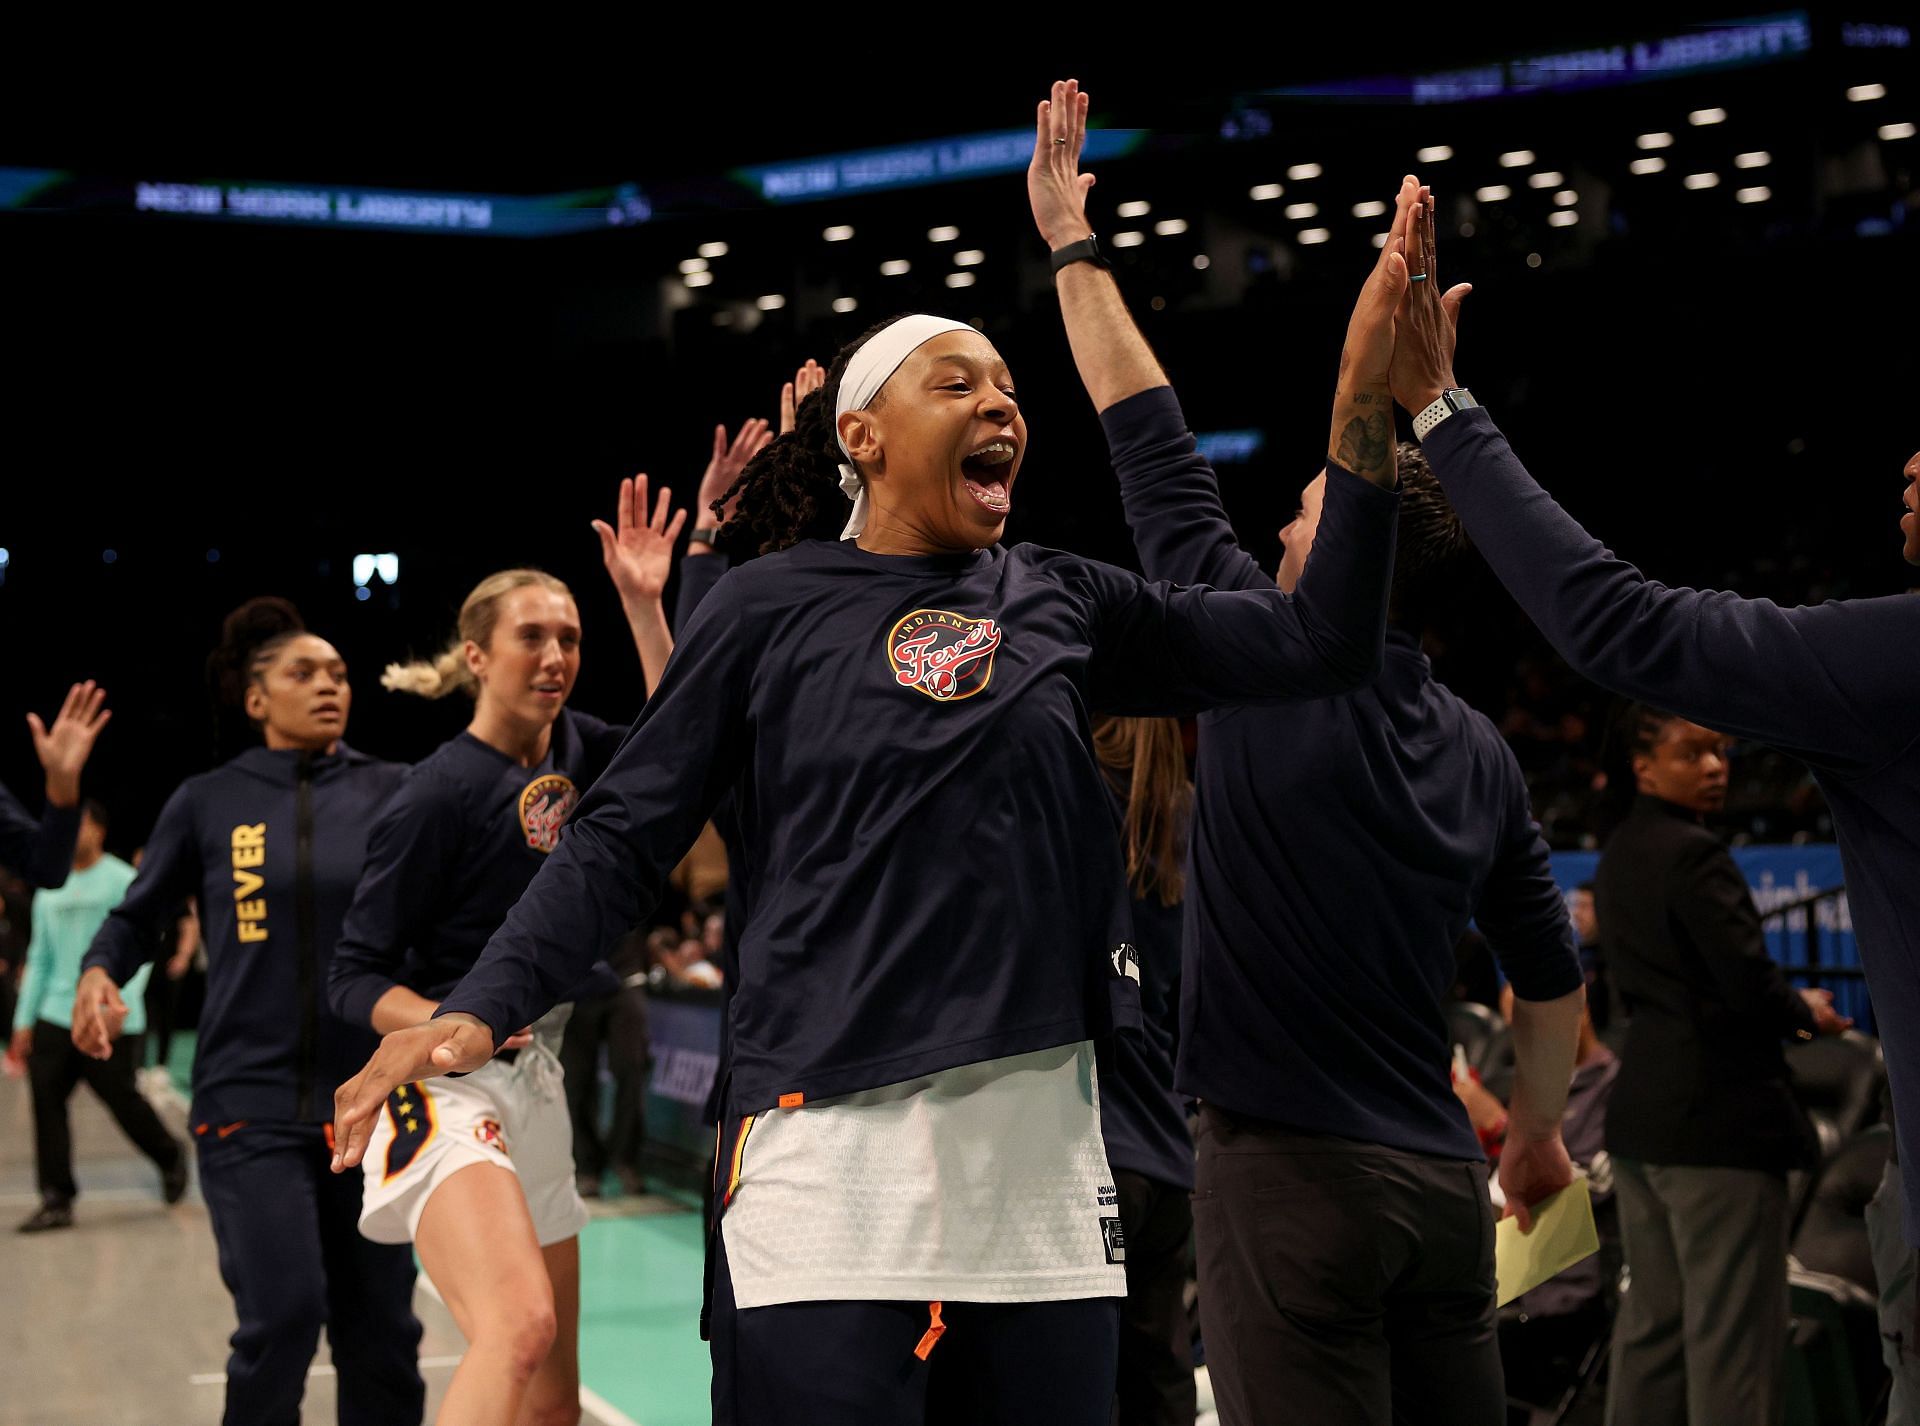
[415,1270,643,1426]
[189,1356,463,1386]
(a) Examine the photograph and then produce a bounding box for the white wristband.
[1413,389,1477,442]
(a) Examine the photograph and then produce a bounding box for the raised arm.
[3,682,112,889]
[1096,179,1423,591]
[594,473,690,698]
[73,785,202,1057]
[331,582,755,1170]
[1392,196,1920,774]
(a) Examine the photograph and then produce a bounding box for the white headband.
[833,314,978,540]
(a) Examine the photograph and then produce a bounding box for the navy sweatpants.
[195,1119,424,1426]
[710,1233,1119,1425]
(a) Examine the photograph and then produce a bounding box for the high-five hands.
[1389,190,1474,415]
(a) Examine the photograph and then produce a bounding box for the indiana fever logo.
[887,608,1003,702]
[518,774,578,854]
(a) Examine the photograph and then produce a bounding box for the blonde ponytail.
[381,643,474,699]
[383,568,573,702]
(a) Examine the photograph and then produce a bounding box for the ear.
[838,409,883,470]
[1630,751,1654,786]
[464,640,487,684]
[243,682,268,725]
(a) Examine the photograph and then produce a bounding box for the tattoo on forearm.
[1334,412,1391,474]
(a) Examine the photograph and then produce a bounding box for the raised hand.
[30,681,111,809]
[696,419,774,528]
[71,966,129,1060]
[1028,78,1098,250]
[1328,177,1421,486]
[1389,189,1473,415]
[593,474,688,608]
[330,1014,497,1171]
[779,361,826,437]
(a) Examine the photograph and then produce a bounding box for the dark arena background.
[3,19,1918,1425]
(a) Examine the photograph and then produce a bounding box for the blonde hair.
[382,568,574,700]
[1092,716,1192,907]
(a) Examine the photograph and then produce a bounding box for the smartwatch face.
[1444,390,1477,413]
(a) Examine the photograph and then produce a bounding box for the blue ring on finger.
[1408,273,1430,283]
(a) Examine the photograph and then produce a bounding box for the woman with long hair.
[334,82,1412,1425]
[326,479,684,1426]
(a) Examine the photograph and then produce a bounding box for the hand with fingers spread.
[593,474,689,608]
[696,419,774,534]
[31,681,111,809]
[1328,176,1424,488]
[1390,189,1474,417]
[779,361,826,437]
[1028,78,1098,251]
[329,1013,498,1172]
[70,966,129,1059]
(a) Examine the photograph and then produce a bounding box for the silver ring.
[1053,138,1068,145]
[1408,273,1429,283]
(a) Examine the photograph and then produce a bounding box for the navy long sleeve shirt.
[0,780,81,889]
[1107,386,1581,1161]
[1423,406,1920,1224]
[328,707,626,1027]
[83,745,408,1124]
[438,400,1399,1116]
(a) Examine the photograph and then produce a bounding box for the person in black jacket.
[1597,704,1848,1424]
[330,80,1405,1426]
[72,598,424,1426]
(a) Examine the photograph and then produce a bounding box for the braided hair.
[1389,441,1472,610]
[715,315,915,555]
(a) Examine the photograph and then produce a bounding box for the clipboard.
[1495,1176,1599,1307]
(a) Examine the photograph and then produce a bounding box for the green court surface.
[577,1207,714,1426]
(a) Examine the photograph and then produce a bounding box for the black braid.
[1389,441,1472,608]
[716,315,914,555]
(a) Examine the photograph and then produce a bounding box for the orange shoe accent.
[913,1301,946,1361]
[778,1092,804,1108]
[323,1123,337,1154]
[216,1121,247,1139]
[193,1123,209,1137]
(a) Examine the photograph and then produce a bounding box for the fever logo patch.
[518,774,578,854]
[886,609,1003,702]
[474,1119,510,1157]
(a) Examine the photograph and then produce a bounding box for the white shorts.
[357,1005,588,1248]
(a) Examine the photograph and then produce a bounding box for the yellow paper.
[1495,1177,1599,1307]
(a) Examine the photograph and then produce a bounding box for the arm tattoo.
[1334,412,1392,475]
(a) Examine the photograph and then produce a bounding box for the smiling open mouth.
[962,439,1016,514]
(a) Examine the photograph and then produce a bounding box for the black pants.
[196,1119,424,1426]
[1192,1105,1501,1426]
[711,1233,1120,1425]
[27,1021,182,1203]
[560,989,649,1181]
[1115,1168,1197,1426]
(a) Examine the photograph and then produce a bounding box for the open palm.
[593,474,686,604]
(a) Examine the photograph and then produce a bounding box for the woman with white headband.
[333,80,1418,1425]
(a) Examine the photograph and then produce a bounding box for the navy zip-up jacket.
[0,780,81,889]
[1106,387,1581,1160]
[329,706,626,1027]
[1422,406,1920,1224]
[82,745,407,1125]
[438,400,1399,1116]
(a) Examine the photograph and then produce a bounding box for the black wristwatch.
[1050,233,1112,275]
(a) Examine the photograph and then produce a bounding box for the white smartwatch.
[1412,388,1479,442]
